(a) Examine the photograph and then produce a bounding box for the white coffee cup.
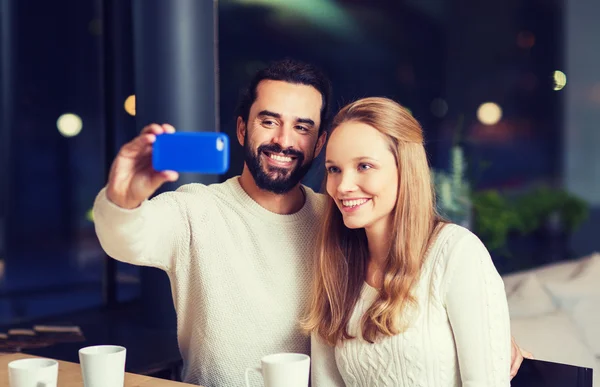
[79,345,126,387]
[245,353,310,387]
[8,358,58,387]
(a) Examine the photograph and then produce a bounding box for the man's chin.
[260,167,294,181]
[263,164,293,175]
[254,175,298,194]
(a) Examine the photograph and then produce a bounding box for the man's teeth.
[342,199,369,207]
[269,154,293,162]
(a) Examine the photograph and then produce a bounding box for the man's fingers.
[140,143,154,157]
[521,349,534,359]
[126,123,174,158]
[141,123,165,135]
[124,133,155,153]
[162,123,176,133]
[149,170,178,189]
[117,134,154,161]
[141,123,175,135]
[511,336,517,359]
[509,335,522,380]
[141,133,156,144]
[510,350,523,380]
[161,170,179,182]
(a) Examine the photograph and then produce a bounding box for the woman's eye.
[358,163,372,171]
[326,166,340,174]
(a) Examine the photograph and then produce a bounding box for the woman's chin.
[342,218,365,229]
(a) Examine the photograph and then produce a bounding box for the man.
[93,59,527,386]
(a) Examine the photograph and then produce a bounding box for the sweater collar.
[225,176,319,224]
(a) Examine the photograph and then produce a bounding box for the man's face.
[237,80,327,194]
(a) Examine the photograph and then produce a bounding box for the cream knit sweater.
[93,177,325,387]
[311,224,512,387]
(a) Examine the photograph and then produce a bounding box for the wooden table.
[0,353,200,386]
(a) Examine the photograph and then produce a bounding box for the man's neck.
[238,165,305,215]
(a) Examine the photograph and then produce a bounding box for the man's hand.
[106,123,179,209]
[510,335,534,380]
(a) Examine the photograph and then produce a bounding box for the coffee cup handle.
[245,366,262,387]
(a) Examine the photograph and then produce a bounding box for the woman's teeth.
[342,199,369,207]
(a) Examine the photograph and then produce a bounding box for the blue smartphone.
[152,132,230,174]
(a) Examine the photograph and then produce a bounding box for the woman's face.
[325,121,399,232]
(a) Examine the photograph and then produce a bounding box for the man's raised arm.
[93,123,187,273]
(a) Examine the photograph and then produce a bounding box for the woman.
[303,97,511,386]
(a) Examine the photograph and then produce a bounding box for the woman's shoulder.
[425,223,490,281]
[431,223,485,255]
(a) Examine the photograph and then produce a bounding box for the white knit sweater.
[92,177,325,387]
[311,224,511,387]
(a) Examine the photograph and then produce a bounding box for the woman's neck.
[365,218,393,288]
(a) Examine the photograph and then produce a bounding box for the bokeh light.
[517,30,535,49]
[477,102,502,125]
[430,98,448,118]
[553,70,567,91]
[57,113,83,137]
[86,208,94,223]
[124,95,136,116]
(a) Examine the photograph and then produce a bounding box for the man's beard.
[244,135,314,194]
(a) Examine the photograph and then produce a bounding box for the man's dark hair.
[236,58,333,135]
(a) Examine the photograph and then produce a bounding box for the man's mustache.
[258,144,304,159]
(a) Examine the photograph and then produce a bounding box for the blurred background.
[1,0,598,381]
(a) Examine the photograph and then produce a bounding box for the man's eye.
[296,126,309,132]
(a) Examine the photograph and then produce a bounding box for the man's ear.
[314,131,328,158]
[236,116,246,146]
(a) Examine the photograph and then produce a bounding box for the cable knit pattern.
[93,177,326,387]
[313,224,511,387]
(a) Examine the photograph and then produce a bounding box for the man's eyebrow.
[297,117,315,127]
[257,110,315,127]
[257,110,281,119]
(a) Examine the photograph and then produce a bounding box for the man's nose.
[271,126,294,150]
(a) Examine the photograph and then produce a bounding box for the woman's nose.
[337,171,358,194]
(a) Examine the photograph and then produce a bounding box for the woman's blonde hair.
[302,97,444,345]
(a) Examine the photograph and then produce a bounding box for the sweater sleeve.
[310,333,345,387]
[92,186,191,273]
[443,231,511,387]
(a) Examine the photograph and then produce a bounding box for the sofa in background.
[502,252,600,386]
